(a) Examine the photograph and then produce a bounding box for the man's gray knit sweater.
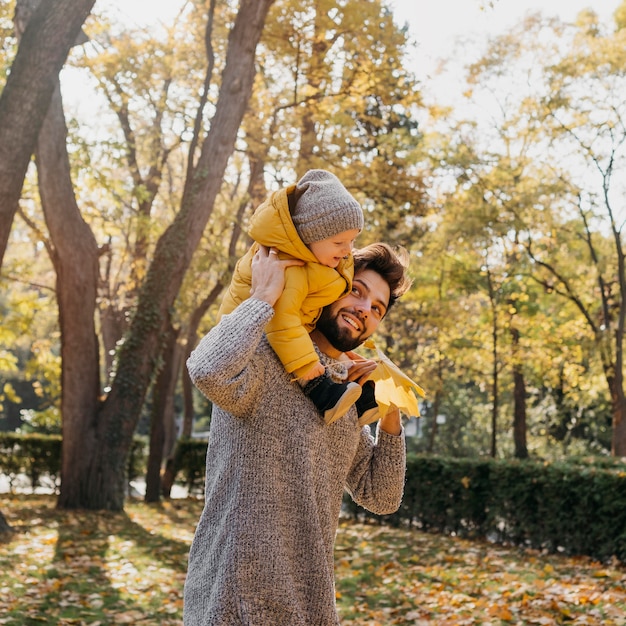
[183,298,406,625]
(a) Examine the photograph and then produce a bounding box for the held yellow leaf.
[360,339,426,418]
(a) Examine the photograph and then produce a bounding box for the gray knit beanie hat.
[292,169,364,244]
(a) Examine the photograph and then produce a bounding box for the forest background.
[1,0,626,512]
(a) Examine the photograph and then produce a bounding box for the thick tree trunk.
[0,0,95,267]
[75,0,276,511]
[34,81,101,510]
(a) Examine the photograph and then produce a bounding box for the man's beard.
[315,306,366,352]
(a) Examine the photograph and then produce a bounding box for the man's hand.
[379,406,402,436]
[250,245,304,306]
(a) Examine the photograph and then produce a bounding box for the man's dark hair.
[352,243,412,312]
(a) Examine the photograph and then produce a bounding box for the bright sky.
[102,0,621,105]
[390,0,621,102]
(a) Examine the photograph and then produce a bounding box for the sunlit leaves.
[335,520,626,625]
[2,496,625,625]
[0,282,60,429]
[0,496,191,624]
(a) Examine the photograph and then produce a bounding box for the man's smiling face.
[315,268,391,352]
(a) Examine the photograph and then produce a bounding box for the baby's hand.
[345,351,377,385]
[299,362,325,381]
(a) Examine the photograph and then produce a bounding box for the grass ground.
[0,494,625,625]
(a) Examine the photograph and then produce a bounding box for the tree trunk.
[608,373,626,457]
[33,80,102,511]
[511,327,528,459]
[177,151,263,438]
[487,269,498,458]
[296,4,331,172]
[178,286,224,443]
[491,359,498,457]
[163,342,184,472]
[162,282,225,496]
[70,0,276,511]
[145,322,179,503]
[513,367,528,458]
[613,404,626,457]
[0,510,12,539]
[162,155,261,493]
[99,300,126,382]
[426,389,441,454]
[145,62,270,501]
[0,0,95,267]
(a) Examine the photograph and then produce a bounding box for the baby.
[218,169,366,423]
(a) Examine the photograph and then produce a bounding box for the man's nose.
[354,299,371,318]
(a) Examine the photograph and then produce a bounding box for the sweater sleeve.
[187,298,275,418]
[344,425,407,516]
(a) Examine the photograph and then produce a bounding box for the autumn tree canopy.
[1,1,626,512]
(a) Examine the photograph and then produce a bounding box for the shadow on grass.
[0,495,196,625]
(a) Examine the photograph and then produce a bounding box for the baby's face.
[308,228,361,268]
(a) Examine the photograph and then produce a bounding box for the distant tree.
[467,9,626,455]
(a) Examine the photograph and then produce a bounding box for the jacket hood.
[248,185,318,263]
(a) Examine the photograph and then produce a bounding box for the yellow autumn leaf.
[489,604,514,620]
[360,339,426,418]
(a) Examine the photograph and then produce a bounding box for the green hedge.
[0,432,147,492]
[344,454,626,562]
[0,432,208,495]
[0,432,62,490]
[4,433,626,562]
[165,437,209,495]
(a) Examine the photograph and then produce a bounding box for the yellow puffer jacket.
[218,184,353,378]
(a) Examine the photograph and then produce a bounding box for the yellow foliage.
[0,350,18,373]
[2,382,21,404]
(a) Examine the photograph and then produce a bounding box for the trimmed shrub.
[344,454,626,562]
[0,432,148,493]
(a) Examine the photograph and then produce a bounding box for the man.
[183,242,412,625]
